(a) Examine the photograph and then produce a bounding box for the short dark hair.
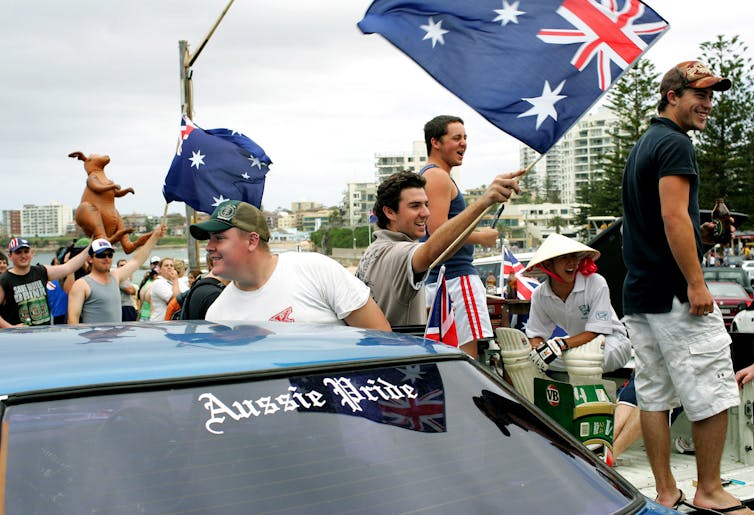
[0,251,7,264]
[424,115,463,156]
[374,171,426,229]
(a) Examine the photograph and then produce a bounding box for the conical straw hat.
[522,233,600,277]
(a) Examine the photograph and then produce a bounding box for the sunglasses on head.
[95,251,114,259]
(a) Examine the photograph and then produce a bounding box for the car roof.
[0,321,462,398]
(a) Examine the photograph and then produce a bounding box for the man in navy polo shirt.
[622,61,748,513]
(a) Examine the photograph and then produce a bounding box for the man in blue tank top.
[420,115,503,358]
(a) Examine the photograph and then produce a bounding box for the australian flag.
[424,266,459,347]
[359,0,668,153]
[163,116,272,214]
[290,363,446,433]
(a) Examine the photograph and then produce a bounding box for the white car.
[742,260,754,283]
[731,304,754,333]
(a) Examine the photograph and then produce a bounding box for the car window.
[2,361,634,514]
[708,282,748,297]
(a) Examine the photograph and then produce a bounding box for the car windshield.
[1,361,633,514]
[709,281,748,298]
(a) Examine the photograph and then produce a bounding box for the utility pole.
[178,0,235,270]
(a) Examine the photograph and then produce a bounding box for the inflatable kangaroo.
[69,151,152,254]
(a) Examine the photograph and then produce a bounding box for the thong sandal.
[678,500,749,514]
[656,489,685,509]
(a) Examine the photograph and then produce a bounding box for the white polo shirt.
[526,272,627,340]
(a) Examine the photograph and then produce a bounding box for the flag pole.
[424,265,446,339]
[427,153,544,272]
[178,0,235,271]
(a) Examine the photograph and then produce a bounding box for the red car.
[707,280,752,330]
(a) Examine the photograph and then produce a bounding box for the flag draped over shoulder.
[503,247,541,301]
[424,266,459,347]
[163,116,272,214]
[358,0,668,153]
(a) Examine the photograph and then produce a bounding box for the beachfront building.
[520,108,619,205]
[343,181,377,227]
[374,141,427,184]
[21,202,73,237]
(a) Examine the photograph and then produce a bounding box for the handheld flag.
[359,0,668,153]
[163,116,272,214]
[424,266,459,346]
[503,247,541,301]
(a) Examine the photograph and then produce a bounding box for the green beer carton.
[533,378,615,461]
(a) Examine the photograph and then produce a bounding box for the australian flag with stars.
[163,116,272,213]
[359,0,668,154]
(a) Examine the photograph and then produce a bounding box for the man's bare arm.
[343,297,391,331]
[412,170,524,273]
[659,175,713,316]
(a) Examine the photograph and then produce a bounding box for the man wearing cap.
[190,200,390,330]
[67,226,166,325]
[356,169,522,328]
[622,61,748,513]
[0,237,90,327]
[522,233,631,375]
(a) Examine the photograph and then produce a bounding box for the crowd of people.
[0,60,752,513]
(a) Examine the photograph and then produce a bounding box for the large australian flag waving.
[359,0,668,153]
[163,116,272,213]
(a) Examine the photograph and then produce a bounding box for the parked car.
[742,260,754,283]
[0,321,674,514]
[707,280,753,330]
[703,266,754,297]
[732,303,754,333]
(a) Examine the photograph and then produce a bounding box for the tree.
[696,35,754,218]
[588,59,659,217]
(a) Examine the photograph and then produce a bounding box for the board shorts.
[425,274,492,345]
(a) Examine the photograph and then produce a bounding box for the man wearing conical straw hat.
[521,233,631,375]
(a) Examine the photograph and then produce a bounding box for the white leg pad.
[495,328,546,401]
[564,335,605,385]
[504,360,545,403]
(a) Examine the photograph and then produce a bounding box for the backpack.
[171,277,225,320]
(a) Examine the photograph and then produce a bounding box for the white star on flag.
[493,0,525,26]
[241,172,250,180]
[517,80,567,129]
[211,194,229,207]
[248,155,263,169]
[420,17,448,48]
[189,150,205,170]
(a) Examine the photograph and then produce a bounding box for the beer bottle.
[712,198,732,245]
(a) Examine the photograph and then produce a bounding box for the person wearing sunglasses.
[68,225,165,325]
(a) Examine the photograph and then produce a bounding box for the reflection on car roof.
[0,321,462,398]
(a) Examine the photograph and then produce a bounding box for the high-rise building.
[374,141,427,183]
[344,181,377,227]
[520,108,618,205]
[1,210,22,237]
[21,202,73,237]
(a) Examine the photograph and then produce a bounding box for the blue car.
[0,321,675,514]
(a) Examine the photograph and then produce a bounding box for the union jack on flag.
[503,247,541,301]
[424,266,459,347]
[359,0,668,153]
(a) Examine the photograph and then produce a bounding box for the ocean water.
[16,246,193,272]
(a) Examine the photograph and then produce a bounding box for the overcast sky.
[2,0,752,217]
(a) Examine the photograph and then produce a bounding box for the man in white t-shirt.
[189,200,390,330]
